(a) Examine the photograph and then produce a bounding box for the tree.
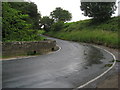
[0,2,1,41]
[9,2,41,29]
[51,21,64,31]
[80,2,116,22]
[2,2,31,41]
[50,7,72,22]
[40,16,54,31]
[2,2,43,41]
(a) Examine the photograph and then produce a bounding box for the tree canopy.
[2,2,43,41]
[9,2,41,29]
[50,7,72,22]
[80,2,116,22]
[40,16,54,31]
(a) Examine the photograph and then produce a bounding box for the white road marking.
[48,45,62,54]
[2,45,61,61]
[2,41,117,88]
[75,45,116,89]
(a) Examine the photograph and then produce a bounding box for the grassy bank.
[47,17,119,48]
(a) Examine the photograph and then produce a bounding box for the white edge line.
[76,45,116,89]
[1,43,116,88]
[48,45,62,54]
[1,43,116,87]
[1,45,61,61]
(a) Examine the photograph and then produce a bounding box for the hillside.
[47,16,120,48]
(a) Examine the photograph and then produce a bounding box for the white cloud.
[30,0,118,22]
[30,0,89,22]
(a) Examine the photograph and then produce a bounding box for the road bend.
[2,38,114,88]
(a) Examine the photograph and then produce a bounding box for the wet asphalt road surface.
[2,38,114,88]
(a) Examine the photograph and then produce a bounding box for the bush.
[51,21,64,31]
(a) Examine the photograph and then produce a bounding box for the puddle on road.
[83,45,104,66]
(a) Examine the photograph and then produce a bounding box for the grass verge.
[47,30,119,48]
[47,17,119,49]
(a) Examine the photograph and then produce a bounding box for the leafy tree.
[51,21,64,31]
[40,16,54,31]
[2,2,30,41]
[2,2,43,41]
[9,2,41,29]
[0,14,1,41]
[50,7,72,22]
[80,2,116,22]
[23,2,41,29]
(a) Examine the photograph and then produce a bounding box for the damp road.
[2,38,114,88]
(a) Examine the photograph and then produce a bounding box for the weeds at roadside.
[104,64,113,67]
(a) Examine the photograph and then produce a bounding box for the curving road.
[2,38,114,88]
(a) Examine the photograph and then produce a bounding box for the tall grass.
[47,16,119,48]
[48,30,118,48]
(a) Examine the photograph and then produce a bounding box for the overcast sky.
[29,0,119,22]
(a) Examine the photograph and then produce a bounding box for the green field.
[47,16,120,48]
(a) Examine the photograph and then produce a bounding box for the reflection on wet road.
[2,38,114,88]
[84,45,104,66]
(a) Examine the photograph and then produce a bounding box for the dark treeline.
[2,2,43,42]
